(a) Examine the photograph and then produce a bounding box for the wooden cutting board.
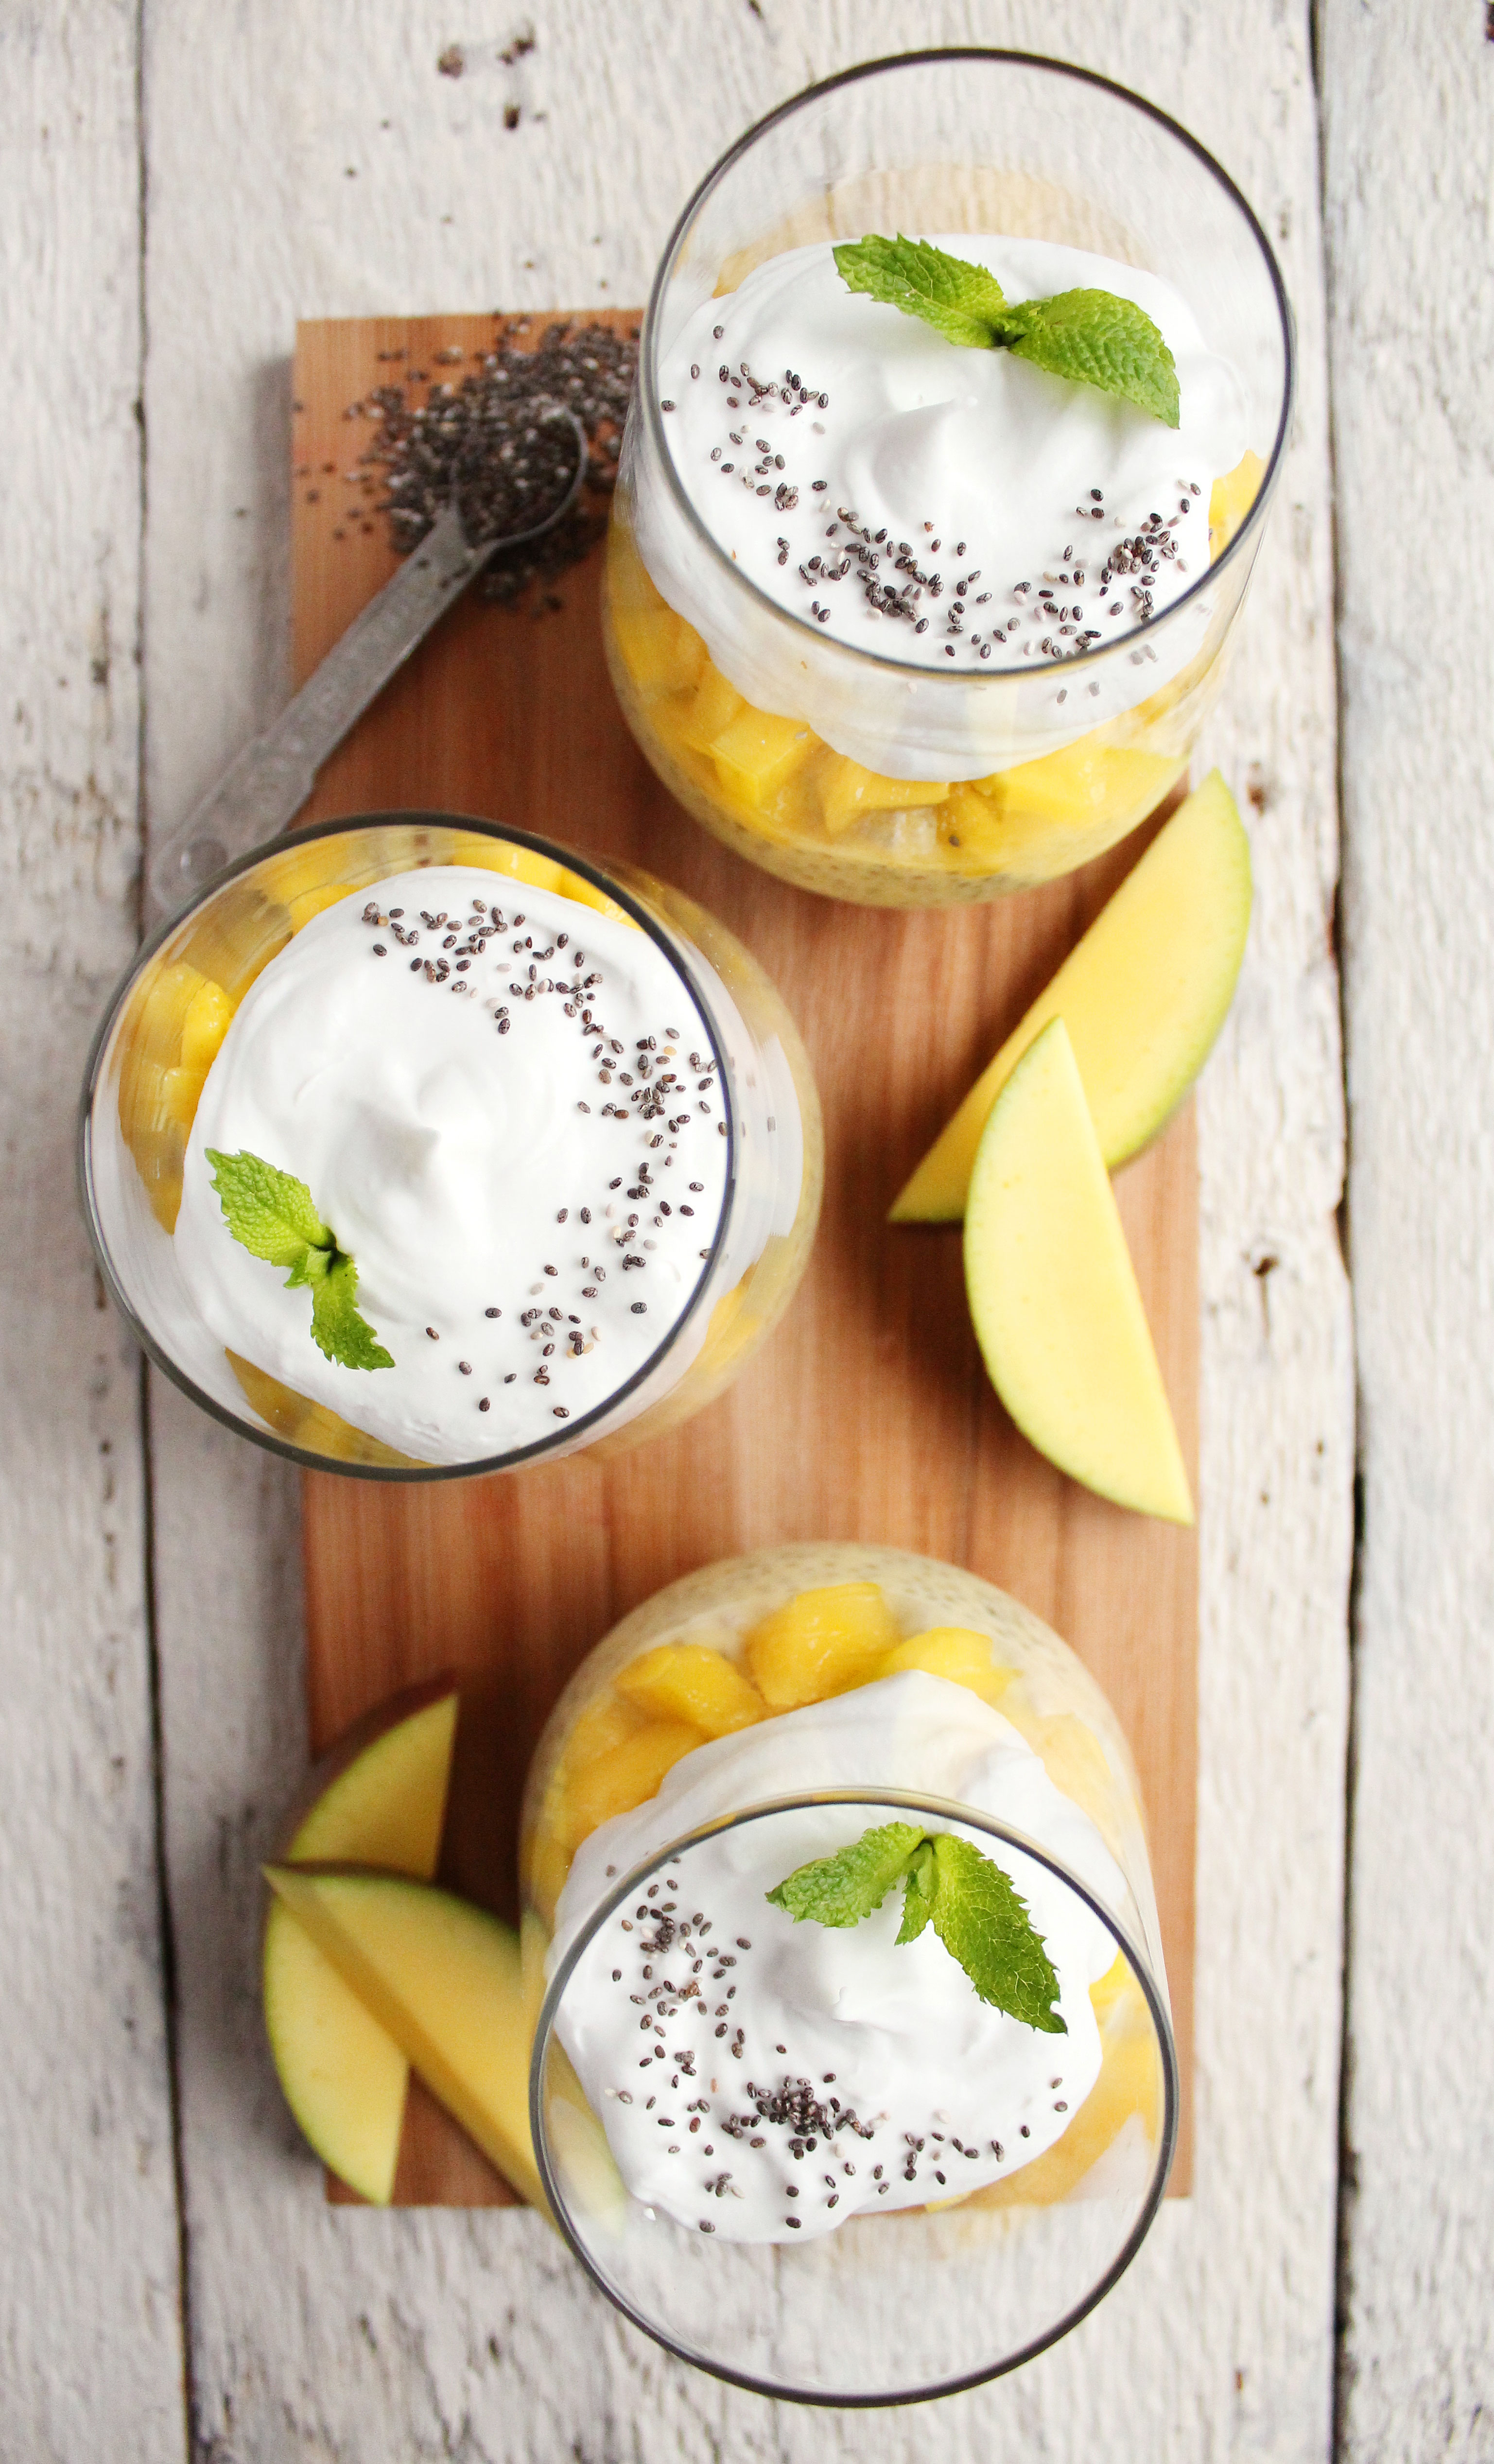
[290,311,1197,2205]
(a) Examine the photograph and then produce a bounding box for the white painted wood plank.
[142,4,1351,2454]
[0,7,188,2455]
[1320,6,1494,2456]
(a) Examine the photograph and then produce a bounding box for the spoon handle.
[146,504,491,918]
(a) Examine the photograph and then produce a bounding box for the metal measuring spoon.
[146,407,590,919]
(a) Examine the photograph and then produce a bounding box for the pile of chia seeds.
[350,318,638,607]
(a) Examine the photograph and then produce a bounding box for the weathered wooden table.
[1,6,1485,2457]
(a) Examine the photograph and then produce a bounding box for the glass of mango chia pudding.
[522,1544,1176,2403]
[604,49,1293,905]
[81,815,820,1475]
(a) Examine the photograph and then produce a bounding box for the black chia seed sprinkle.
[352,317,638,608]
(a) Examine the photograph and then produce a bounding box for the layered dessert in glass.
[605,51,1292,904]
[82,816,820,1474]
[523,1544,1176,2401]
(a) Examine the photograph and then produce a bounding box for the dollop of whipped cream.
[551,1672,1127,2243]
[640,236,1251,778]
[174,867,730,1464]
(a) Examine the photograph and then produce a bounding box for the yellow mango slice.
[287,1690,458,1876]
[560,1718,707,1846]
[743,1582,902,1710]
[263,1868,546,2213]
[262,1906,412,2206]
[964,1018,1193,1524]
[876,1626,1014,1709]
[816,754,950,840]
[1209,449,1266,560]
[262,1685,458,2205]
[710,706,814,808]
[892,771,1251,1217]
[615,1643,765,1738]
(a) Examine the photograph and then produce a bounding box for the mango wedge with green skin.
[964,1017,1193,1525]
[262,1685,458,2205]
[890,770,1251,1221]
[264,1865,547,2215]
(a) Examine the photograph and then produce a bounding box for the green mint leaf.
[206,1146,393,1372]
[834,239,1180,426]
[766,1820,925,1927]
[309,1252,394,1372]
[833,234,1008,349]
[895,1839,936,1944]
[928,1834,1067,2033]
[999,289,1180,428]
[206,1148,330,1270]
[284,1243,331,1290]
[768,1819,1067,2030]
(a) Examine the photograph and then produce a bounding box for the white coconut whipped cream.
[638,236,1251,778]
[550,1671,1129,2243]
[174,867,736,1464]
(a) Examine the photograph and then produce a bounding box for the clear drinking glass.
[604,48,1293,906]
[521,1544,1177,2402]
[80,815,821,1476]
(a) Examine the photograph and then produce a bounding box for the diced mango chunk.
[615,1643,765,1739]
[452,834,639,930]
[1209,449,1266,560]
[178,976,233,1074]
[259,834,365,908]
[711,707,815,808]
[130,957,210,1063]
[673,661,745,755]
[978,742,1181,834]
[817,754,950,840]
[562,1691,649,1773]
[224,1351,422,1469]
[157,1063,208,1132]
[973,1953,1164,2208]
[744,1582,902,1710]
[1029,1712,1125,1845]
[560,1718,708,1847]
[286,883,357,933]
[524,1826,572,1931]
[611,595,707,695]
[875,1626,1014,1709]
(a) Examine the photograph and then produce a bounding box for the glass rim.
[530,1780,1180,2408]
[77,809,742,1483]
[640,44,1297,687]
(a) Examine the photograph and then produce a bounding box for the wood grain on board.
[291,310,1197,2208]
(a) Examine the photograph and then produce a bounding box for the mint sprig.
[832,235,1179,429]
[767,1819,1067,2033]
[205,1148,394,1372]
